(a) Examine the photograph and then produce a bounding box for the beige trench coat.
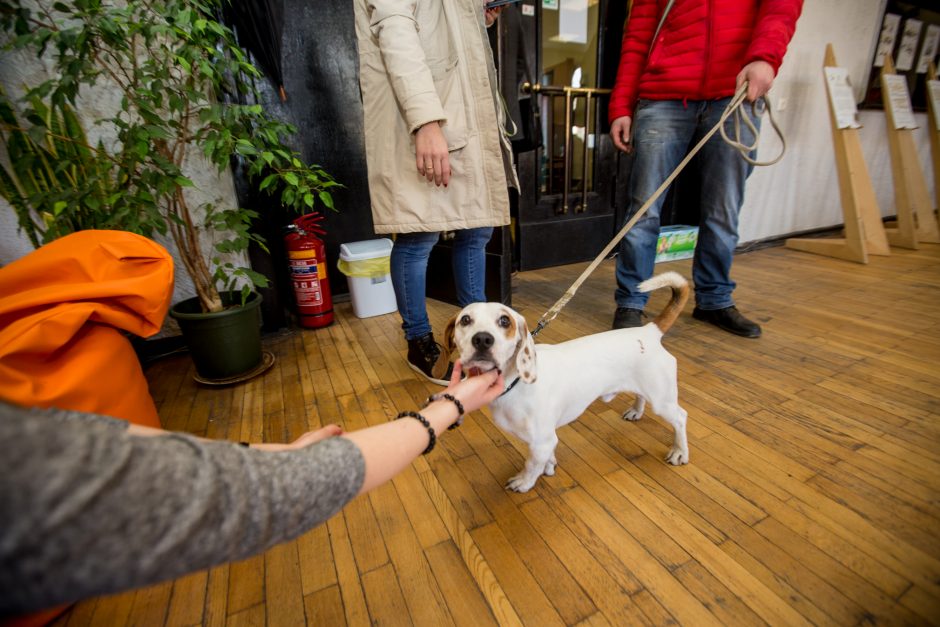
[353,0,518,234]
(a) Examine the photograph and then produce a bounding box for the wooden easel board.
[787,44,887,263]
[881,55,937,246]
[927,63,940,227]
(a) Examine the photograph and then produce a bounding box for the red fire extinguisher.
[284,212,334,328]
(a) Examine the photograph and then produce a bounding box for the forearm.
[125,421,297,452]
[367,0,445,131]
[1,365,501,614]
[342,398,460,493]
[745,0,803,72]
[608,0,657,121]
[0,405,364,614]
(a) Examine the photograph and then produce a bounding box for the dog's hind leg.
[658,402,689,465]
[622,395,646,421]
[506,433,558,492]
[544,453,557,476]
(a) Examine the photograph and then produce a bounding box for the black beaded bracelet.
[426,393,465,430]
[395,410,436,455]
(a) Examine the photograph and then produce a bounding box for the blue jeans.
[390,227,493,340]
[615,97,760,311]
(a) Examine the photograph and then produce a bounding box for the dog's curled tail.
[638,271,690,334]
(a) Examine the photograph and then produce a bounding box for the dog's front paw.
[665,447,689,465]
[622,408,643,421]
[506,472,538,493]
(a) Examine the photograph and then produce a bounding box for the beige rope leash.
[721,93,786,167]
[530,82,784,337]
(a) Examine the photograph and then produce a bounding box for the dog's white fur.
[443,272,691,492]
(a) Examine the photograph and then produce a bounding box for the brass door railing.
[523,82,612,214]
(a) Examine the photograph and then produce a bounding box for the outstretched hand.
[444,361,505,414]
[253,424,344,452]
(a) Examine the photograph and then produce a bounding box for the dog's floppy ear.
[441,314,458,363]
[514,314,537,383]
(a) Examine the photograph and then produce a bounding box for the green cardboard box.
[655,225,698,263]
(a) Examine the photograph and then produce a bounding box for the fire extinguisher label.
[288,255,323,307]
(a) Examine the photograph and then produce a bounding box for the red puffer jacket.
[608,0,803,122]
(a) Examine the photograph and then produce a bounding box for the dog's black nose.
[472,331,494,351]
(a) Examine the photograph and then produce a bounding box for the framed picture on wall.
[860,0,940,111]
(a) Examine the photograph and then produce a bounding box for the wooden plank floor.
[53,243,940,626]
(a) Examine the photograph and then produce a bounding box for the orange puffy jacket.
[608,0,803,121]
[0,230,174,428]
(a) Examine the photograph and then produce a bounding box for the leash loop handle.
[719,94,786,166]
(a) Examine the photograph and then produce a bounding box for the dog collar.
[499,376,522,398]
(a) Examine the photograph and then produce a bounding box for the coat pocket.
[427,56,469,152]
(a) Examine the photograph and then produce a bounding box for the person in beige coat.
[354,0,518,384]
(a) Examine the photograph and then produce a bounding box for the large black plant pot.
[169,291,264,381]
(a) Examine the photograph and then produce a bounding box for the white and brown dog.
[443,272,691,492]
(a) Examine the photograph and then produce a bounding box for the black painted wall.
[278,0,374,288]
[235,0,376,329]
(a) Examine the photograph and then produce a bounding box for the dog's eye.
[498,315,511,328]
[459,314,472,326]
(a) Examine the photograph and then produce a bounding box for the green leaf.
[235,138,257,156]
[26,125,47,144]
[244,269,270,288]
[258,173,277,191]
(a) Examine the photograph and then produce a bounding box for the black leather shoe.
[692,306,762,338]
[612,307,645,330]
[406,333,453,385]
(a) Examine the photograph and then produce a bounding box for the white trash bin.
[338,238,398,319]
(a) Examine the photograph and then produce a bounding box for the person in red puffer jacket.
[608,0,803,338]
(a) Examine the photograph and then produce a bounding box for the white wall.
[740,0,936,243]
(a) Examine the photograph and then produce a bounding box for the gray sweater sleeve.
[0,402,365,615]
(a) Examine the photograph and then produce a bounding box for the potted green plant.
[0,0,339,380]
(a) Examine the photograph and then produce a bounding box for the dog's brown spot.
[502,309,517,339]
[443,315,458,357]
[524,346,531,356]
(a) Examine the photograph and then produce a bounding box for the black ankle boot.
[612,307,645,330]
[692,306,762,338]
[406,333,452,385]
